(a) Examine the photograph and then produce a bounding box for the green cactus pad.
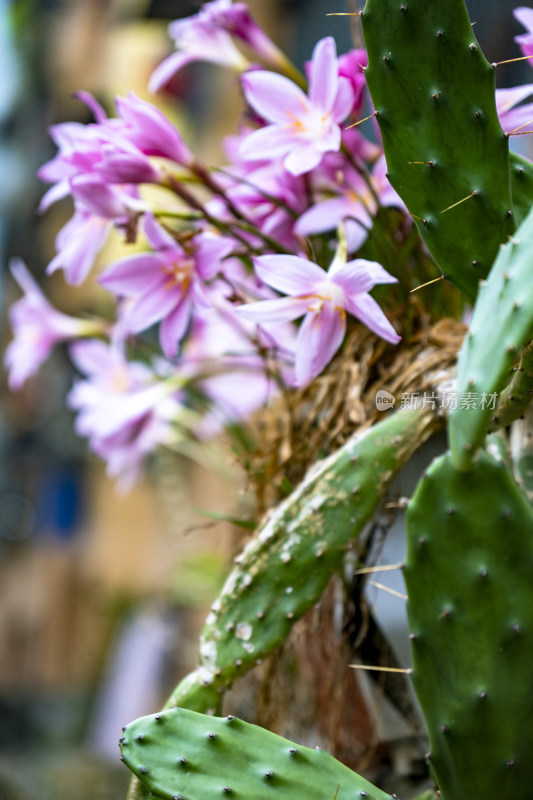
[510,152,533,227]
[361,0,515,300]
[405,451,533,800]
[195,408,437,690]
[448,204,533,470]
[120,707,395,800]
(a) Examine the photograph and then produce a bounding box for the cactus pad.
[120,707,395,800]
[448,204,533,470]
[405,451,533,800]
[361,0,515,300]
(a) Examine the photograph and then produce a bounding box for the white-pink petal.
[515,7,533,34]
[236,296,309,324]
[241,70,310,124]
[125,281,181,332]
[144,212,180,251]
[253,254,326,295]
[309,37,338,112]
[330,258,398,292]
[239,125,297,162]
[149,52,193,93]
[295,301,346,386]
[99,253,168,295]
[345,292,401,344]
[331,76,356,122]
[160,298,193,357]
[295,196,364,237]
[284,141,325,175]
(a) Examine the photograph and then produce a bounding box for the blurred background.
[0,1,529,798]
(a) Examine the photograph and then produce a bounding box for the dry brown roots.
[243,317,465,514]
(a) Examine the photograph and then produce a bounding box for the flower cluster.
[5,1,533,487]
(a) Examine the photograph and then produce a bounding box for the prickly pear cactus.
[174,407,438,703]
[405,451,533,800]
[120,707,396,800]
[449,204,533,470]
[361,0,515,300]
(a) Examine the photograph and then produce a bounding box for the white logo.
[376,390,395,411]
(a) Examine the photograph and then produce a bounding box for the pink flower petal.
[241,70,310,124]
[38,180,70,213]
[160,298,193,357]
[295,196,363,237]
[144,213,180,251]
[99,253,168,295]
[115,92,192,165]
[345,292,400,344]
[295,302,345,385]
[70,339,118,376]
[330,258,398,293]
[126,281,181,332]
[284,141,325,175]
[236,296,309,323]
[345,218,371,252]
[74,91,108,123]
[253,254,326,295]
[331,76,356,122]
[149,51,193,93]
[309,37,338,112]
[239,125,295,162]
[515,6,533,34]
[48,212,109,285]
[195,232,234,280]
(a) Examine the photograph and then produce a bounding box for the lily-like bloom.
[5,259,106,389]
[99,215,234,358]
[38,91,190,212]
[235,244,400,386]
[515,7,533,59]
[68,340,182,491]
[149,0,249,93]
[239,37,354,175]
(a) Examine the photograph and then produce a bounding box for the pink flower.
[236,247,400,386]
[68,340,181,491]
[149,0,249,93]
[4,259,106,389]
[515,7,533,60]
[99,215,234,357]
[38,92,190,213]
[239,37,354,175]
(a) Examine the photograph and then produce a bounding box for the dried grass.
[244,316,464,514]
